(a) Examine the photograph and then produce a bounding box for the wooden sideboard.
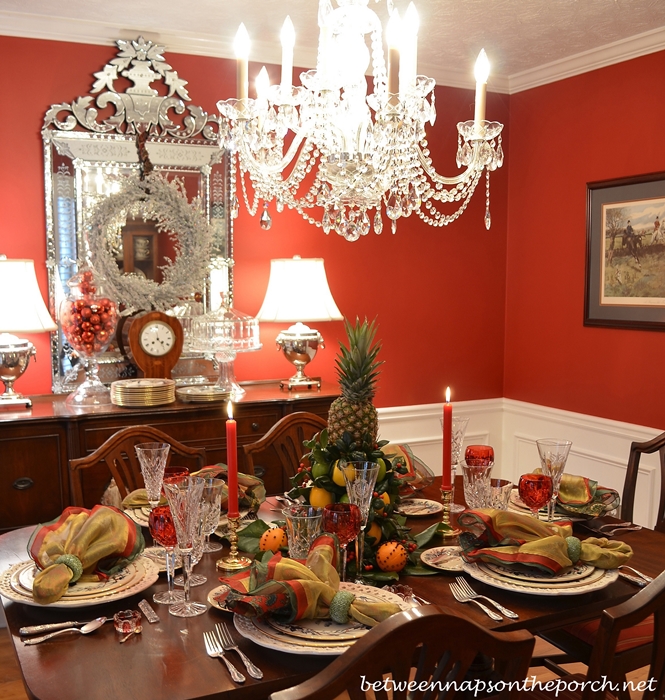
[0,382,337,532]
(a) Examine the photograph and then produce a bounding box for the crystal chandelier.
[217,0,504,241]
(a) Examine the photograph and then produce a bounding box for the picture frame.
[585,171,665,330]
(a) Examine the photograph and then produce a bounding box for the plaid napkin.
[27,505,145,605]
[458,509,633,575]
[213,535,401,627]
[193,464,266,514]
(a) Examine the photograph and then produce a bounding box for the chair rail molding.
[378,398,662,528]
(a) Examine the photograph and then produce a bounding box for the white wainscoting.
[378,398,663,529]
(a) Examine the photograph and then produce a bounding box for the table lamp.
[257,256,342,390]
[0,257,57,408]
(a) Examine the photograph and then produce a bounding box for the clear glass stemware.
[148,505,185,605]
[162,476,207,617]
[536,439,573,522]
[341,461,379,584]
[135,442,170,510]
[322,503,361,582]
[441,416,470,513]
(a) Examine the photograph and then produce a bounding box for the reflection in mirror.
[43,37,233,393]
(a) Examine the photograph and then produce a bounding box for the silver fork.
[203,631,246,683]
[449,581,502,621]
[216,623,263,679]
[619,565,653,583]
[455,577,519,619]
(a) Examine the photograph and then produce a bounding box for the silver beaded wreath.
[86,173,214,313]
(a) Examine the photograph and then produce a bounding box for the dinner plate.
[123,508,151,527]
[509,491,583,522]
[483,560,596,584]
[142,546,182,572]
[397,499,443,517]
[266,615,368,641]
[420,546,465,572]
[463,561,618,596]
[0,556,160,608]
[233,582,410,655]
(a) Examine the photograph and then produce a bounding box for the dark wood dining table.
[1,478,664,700]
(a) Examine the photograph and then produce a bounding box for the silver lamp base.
[0,335,36,409]
[275,323,323,391]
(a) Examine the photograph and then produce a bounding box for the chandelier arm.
[417,145,485,187]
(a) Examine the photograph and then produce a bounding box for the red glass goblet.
[148,505,184,605]
[322,503,362,582]
[465,445,495,466]
[518,473,553,519]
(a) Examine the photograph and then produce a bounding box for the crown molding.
[1,10,664,95]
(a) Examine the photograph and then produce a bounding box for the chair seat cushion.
[565,615,654,652]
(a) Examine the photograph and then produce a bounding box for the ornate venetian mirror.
[43,37,232,393]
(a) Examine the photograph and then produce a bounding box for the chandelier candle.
[280,17,295,95]
[442,387,453,490]
[234,24,249,102]
[474,49,490,131]
[226,401,239,518]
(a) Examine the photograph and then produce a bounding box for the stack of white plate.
[175,385,231,403]
[111,378,176,407]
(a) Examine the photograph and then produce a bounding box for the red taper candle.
[226,401,239,518]
[442,387,453,490]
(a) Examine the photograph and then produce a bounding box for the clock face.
[138,321,176,357]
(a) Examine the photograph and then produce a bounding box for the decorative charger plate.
[463,561,618,596]
[233,582,411,655]
[508,490,584,522]
[123,507,151,527]
[484,560,596,584]
[420,546,464,572]
[0,556,160,608]
[142,546,182,572]
[176,385,231,403]
[397,499,443,517]
[266,615,368,641]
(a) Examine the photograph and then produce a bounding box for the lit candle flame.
[227,400,234,420]
[445,387,451,403]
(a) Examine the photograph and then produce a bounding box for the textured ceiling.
[2,0,665,92]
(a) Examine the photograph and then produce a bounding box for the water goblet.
[537,439,573,522]
[148,505,185,605]
[162,476,207,617]
[441,416,470,513]
[341,461,380,583]
[201,477,225,553]
[518,473,553,519]
[173,520,207,587]
[322,503,362,582]
[135,442,170,510]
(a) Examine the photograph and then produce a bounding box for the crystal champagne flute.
[341,461,379,583]
[322,503,362,582]
[537,439,573,522]
[136,442,170,510]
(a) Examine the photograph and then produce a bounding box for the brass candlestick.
[216,515,252,571]
[440,488,461,537]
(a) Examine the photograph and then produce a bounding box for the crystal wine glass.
[322,503,362,582]
[148,505,185,605]
[341,461,379,583]
[440,416,470,513]
[136,442,170,510]
[537,439,573,522]
[201,477,224,553]
[173,520,206,587]
[162,476,207,617]
[518,473,553,519]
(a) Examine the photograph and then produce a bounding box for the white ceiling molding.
[1,9,664,96]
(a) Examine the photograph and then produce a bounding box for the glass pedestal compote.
[341,461,379,583]
[163,476,207,617]
[148,506,185,605]
[537,439,573,522]
[136,442,170,510]
[59,269,118,408]
[322,503,361,582]
[518,473,553,519]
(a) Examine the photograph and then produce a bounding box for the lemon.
[367,521,382,543]
[374,492,391,514]
[332,462,356,487]
[309,487,335,508]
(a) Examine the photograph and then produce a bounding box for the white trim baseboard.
[378,398,662,528]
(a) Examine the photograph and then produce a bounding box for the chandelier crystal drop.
[217,0,504,241]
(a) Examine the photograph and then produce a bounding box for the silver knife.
[20,618,112,636]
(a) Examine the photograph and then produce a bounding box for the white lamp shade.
[0,258,57,333]
[257,257,343,323]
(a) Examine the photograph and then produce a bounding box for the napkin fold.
[536,471,620,517]
[214,535,401,627]
[193,464,266,514]
[458,509,633,575]
[121,489,167,509]
[27,505,145,605]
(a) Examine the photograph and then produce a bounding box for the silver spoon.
[23,617,107,645]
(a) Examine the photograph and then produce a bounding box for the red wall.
[0,36,509,409]
[505,50,665,429]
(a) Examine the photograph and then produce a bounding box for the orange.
[376,541,409,572]
[259,527,288,552]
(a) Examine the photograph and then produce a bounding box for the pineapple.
[328,317,383,445]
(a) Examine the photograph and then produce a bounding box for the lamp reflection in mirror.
[0,257,57,408]
[257,257,342,390]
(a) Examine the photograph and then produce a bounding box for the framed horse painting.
[585,171,665,330]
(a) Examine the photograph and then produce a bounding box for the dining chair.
[268,605,535,700]
[621,431,665,532]
[69,424,207,507]
[243,411,327,488]
[537,431,665,694]
[531,569,665,700]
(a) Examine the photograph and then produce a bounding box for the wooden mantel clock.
[126,311,184,379]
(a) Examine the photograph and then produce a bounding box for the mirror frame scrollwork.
[43,37,232,393]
